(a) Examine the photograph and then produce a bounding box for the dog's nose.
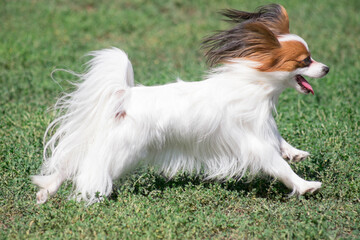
[323,66,330,74]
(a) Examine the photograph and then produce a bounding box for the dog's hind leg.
[32,172,65,204]
[72,123,148,203]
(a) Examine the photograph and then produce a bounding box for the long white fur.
[32,47,322,204]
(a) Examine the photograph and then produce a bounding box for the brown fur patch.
[115,111,126,119]
[221,4,289,35]
[203,22,281,66]
[256,40,310,72]
[202,4,310,73]
[202,4,291,66]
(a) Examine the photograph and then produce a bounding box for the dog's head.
[202,4,329,95]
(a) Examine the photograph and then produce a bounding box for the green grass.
[1,0,359,239]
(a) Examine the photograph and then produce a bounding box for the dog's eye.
[303,56,312,65]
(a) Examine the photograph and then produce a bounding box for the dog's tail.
[32,48,134,203]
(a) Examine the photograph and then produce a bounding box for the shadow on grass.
[108,169,317,202]
[55,164,324,204]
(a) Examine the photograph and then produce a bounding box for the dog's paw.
[298,181,322,195]
[281,148,310,163]
[36,189,49,204]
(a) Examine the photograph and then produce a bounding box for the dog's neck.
[207,61,287,106]
[204,62,285,142]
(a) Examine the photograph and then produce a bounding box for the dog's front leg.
[280,138,310,162]
[263,152,321,195]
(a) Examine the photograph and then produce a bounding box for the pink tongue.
[297,75,314,95]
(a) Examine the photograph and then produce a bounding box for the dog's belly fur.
[113,81,280,180]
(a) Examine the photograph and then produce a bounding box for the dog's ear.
[202,22,280,66]
[221,4,290,35]
[239,22,281,58]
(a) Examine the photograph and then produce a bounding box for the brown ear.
[202,22,280,66]
[221,4,290,35]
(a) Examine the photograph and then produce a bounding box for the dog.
[32,4,329,204]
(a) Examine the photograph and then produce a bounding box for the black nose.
[323,66,330,74]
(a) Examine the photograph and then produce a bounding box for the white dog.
[32,4,329,204]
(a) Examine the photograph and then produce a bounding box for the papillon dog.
[32,4,329,204]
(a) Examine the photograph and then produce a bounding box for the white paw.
[36,189,49,204]
[282,148,310,163]
[298,181,322,195]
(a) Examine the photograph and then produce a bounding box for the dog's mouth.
[296,75,314,95]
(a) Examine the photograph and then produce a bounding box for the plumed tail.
[33,48,134,203]
[85,47,134,89]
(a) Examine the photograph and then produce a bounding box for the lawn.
[1,0,359,239]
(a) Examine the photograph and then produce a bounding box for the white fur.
[32,48,322,204]
[278,34,309,51]
[280,138,310,162]
[296,59,329,78]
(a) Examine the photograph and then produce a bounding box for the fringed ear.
[202,22,280,66]
[220,4,290,36]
